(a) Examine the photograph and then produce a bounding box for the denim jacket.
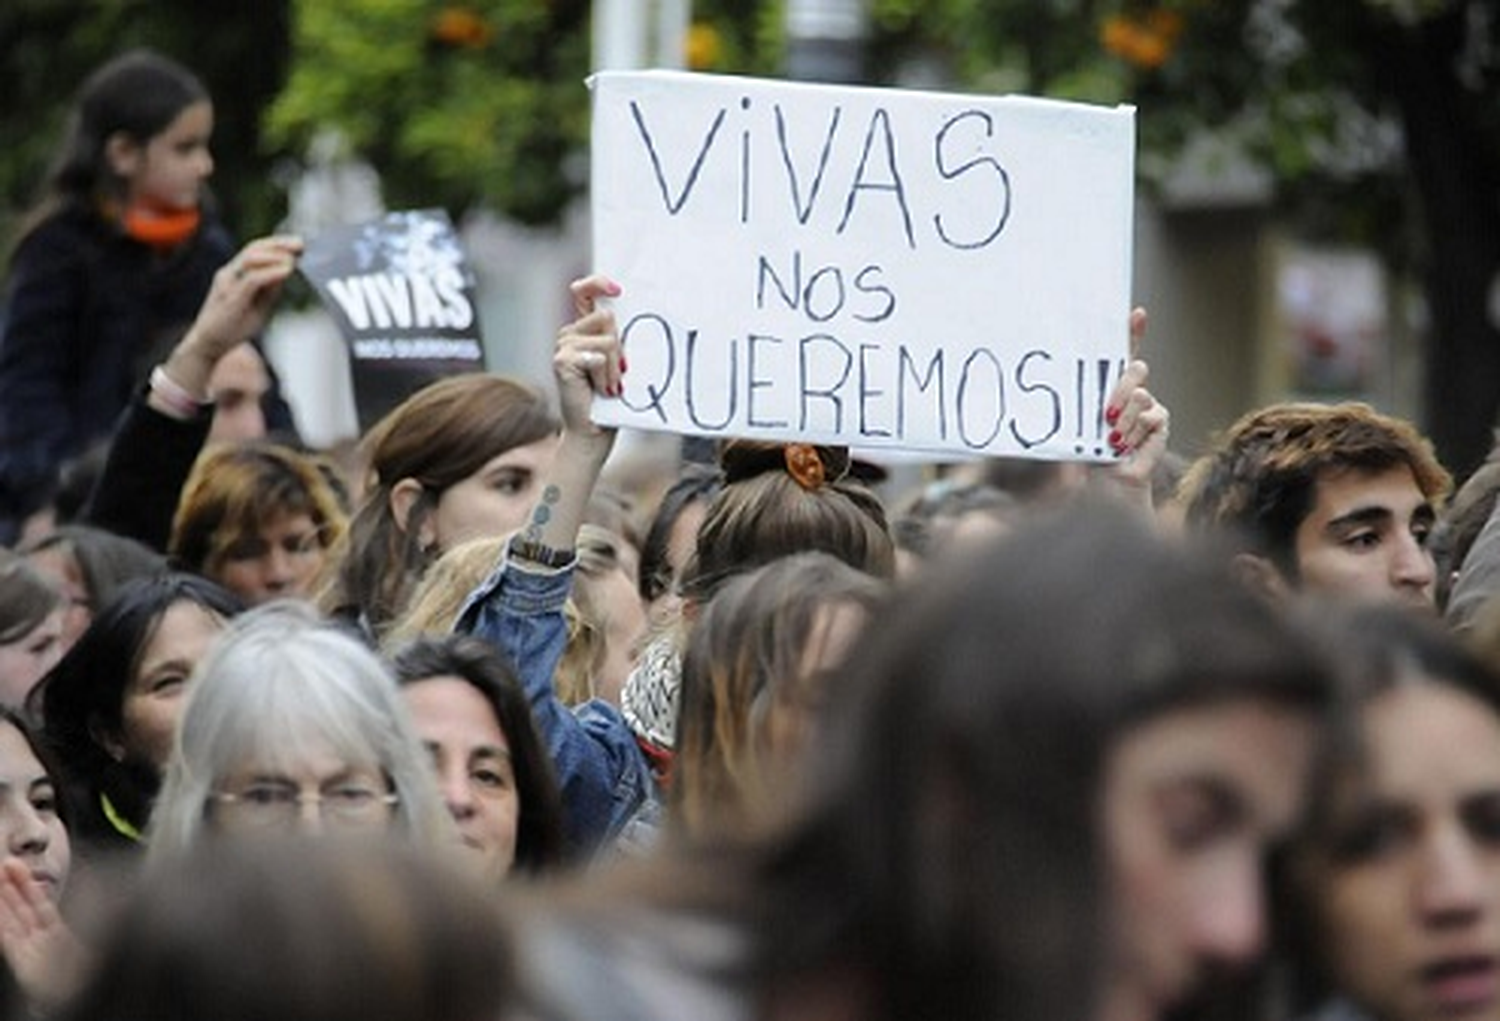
[457,554,655,854]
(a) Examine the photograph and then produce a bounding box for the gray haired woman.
[147,602,453,864]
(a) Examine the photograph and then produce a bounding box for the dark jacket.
[81,393,213,553]
[0,206,294,541]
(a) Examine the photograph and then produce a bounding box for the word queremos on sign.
[590,70,1136,461]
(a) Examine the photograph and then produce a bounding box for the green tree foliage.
[266,0,590,227]
[688,0,787,75]
[859,2,1493,261]
[851,0,1498,475]
[266,1,793,227]
[696,2,1494,269]
[259,0,1498,471]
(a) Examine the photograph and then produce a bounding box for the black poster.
[299,209,486,429]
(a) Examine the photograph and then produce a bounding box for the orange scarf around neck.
[121,203,201,248]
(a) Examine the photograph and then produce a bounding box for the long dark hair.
[637,463,720,603]
[750,502,1332,1021]
[388,634,566,874]
[17,49,209,245]
[1272,605,1500,1018]
[0,704,74,836]
[33,573,243,849]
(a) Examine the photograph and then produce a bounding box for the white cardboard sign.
[589,70,1135,460]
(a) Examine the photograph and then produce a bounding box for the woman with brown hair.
[169,441,347,606]
[317,373,559,640]
[672,551,888,842]
[616,439,895,787]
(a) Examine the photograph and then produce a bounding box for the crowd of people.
[0,44,1497,1021]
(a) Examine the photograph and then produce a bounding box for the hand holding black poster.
[299,209,486,429]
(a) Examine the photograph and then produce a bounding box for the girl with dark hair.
[0,47,303,545]
[0,50,231,542]
[1274,608,1500,1021]
[389,634,567,879]
[0,705,79,1013]
[33,572,243,857]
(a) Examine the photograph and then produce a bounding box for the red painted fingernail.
[619,355,628,374]
[1105,406,1121,425]
[1108,429,1122,447]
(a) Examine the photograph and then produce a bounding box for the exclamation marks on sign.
[1074,358,1118,457]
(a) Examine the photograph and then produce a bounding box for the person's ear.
[389,479,436,550]
[88,715,126,764]
[1231,552,1295,603]
[104,132,142,180]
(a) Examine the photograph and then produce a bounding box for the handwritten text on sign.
[588,71,1136,460]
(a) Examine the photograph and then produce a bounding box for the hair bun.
[718,440,851,488]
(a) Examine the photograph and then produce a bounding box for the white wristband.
[149,365,206,419]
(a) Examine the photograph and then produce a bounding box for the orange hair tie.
[783,444,825,491]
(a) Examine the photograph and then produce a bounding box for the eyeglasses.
[210,780,399,829]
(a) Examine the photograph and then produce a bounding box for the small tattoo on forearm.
[524,485,562,542]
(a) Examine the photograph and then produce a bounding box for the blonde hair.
[384,529,626,709]
[382,536,509,650]
[553,525,632,706]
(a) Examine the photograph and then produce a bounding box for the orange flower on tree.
[432,6,495,49]
[685,22,722,70]
[1100,7,1184,69]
